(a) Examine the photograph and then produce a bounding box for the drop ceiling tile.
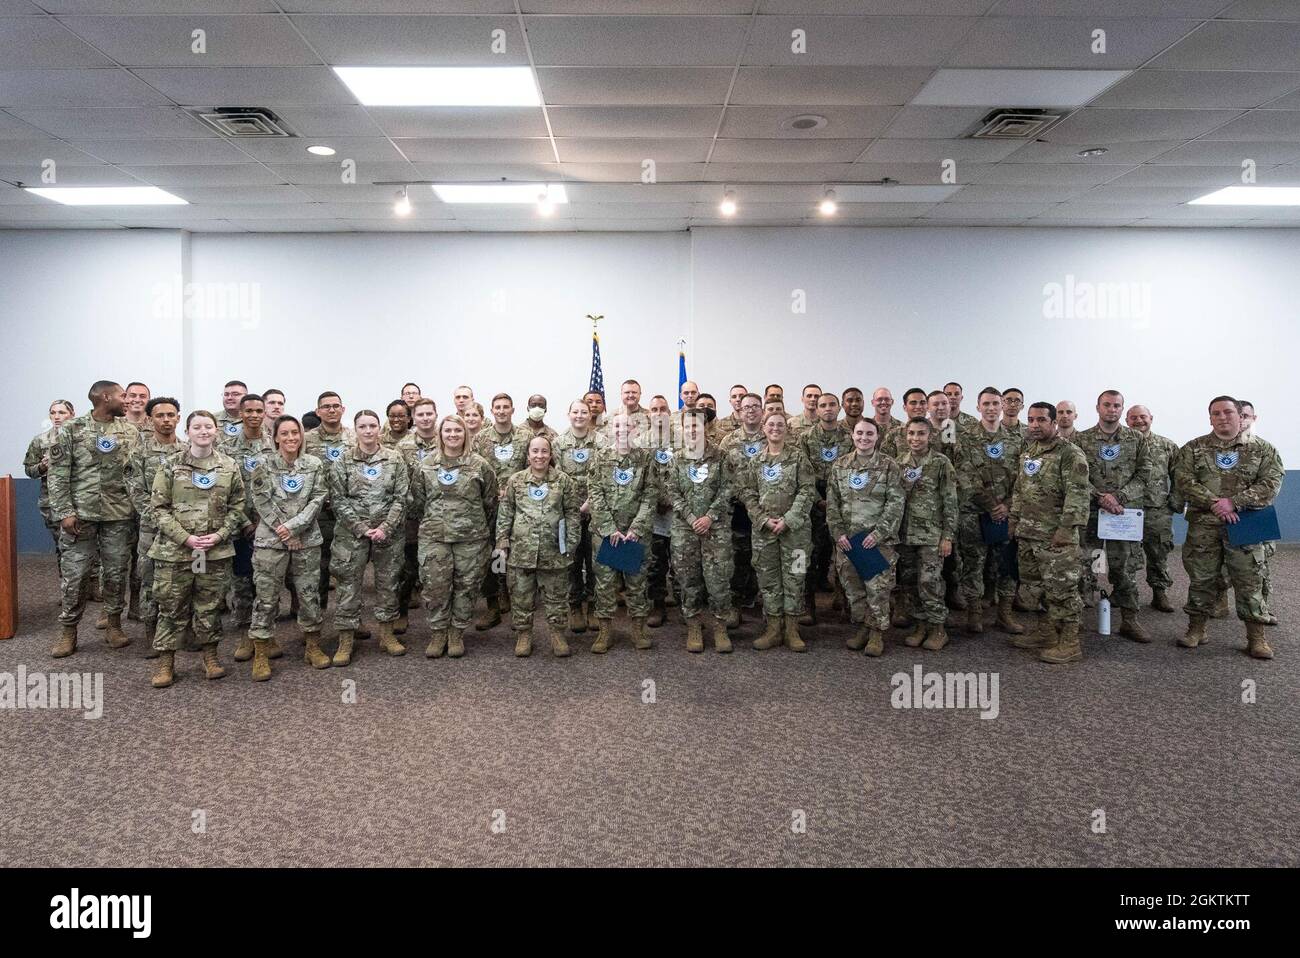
[572,219,686,231]
[367,106,548,137]
[911,68,1130,107]
[950,183,1094,203]
[168,185,312,204]
[846,161,986,183]
[719,105,897,139]
[134,67,355,105]
[1150,20,1300,72]
[291,15,528,65]
[556,137,710,162]
[65,137,255,164]
[730,67,933,105]
[43,2,278,11]
[926,201,1049,219]
[0,18,114,68]
[9,107,215,139]
[968,163,1131,186]
[553,161,705,181]
[758,1,996,13]
[294,183,425,203]
[1030,204,1157,220]
[197,202,332,217]
[569,202,695,217]
[1200,111,1300,141]
[537,68,733,106]
[1129,219,1252,227]
[322,202,456,219]
[266,106,381,138]
[1091,70,1300,110]
[994,0,1224,13]
[60,16,320,67]
[0,112,41,138]
[946,18,1199,69]
[1216,0,1300,19]
[1078,183,1218,203]
[116,219,246,231]
[344,219,466,232]
[524,16,750,67]
[1146,140,1300,166]
[396,137,556,162]
[1008,139,1183,165]
[226,136,407,162]
[121,163,286,186]
[0,163,143,185]
[710,138,871,162]
[0,69,171,107]
[880,106,985,138]
[411,161,562,180]
[1103,164,1259,187]
[0,0,48,12]
[742,16,975,66]
[0,138,100,165]
[1044,108,1244,143]
[548,106,721,137]
[266,160,420,185]
[0,202,120,219]
[859,137,1024,162]
[0,220,123,228]
[562,183,704,203]
[228,219,352,230]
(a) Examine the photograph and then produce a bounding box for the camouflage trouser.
[420,538,490,631]
[128,513,141,610]
[227,536,254,628]
[957,512,1016,602]
[1182,522,1269,623]
[330,529,404,629]
[567,515,595,605]
[137,527,159,628]
[1081,510,1142,610]
[1018,538,1082,625]
[153,557,233,651]
[57,518,133,626]
[647,530,673,602]
[593,539,650,619]
[751,525,810,617]
[807,501,832,597]
[318,512,335,602]
[730,503,758,607]
[835,543,896,629]
[508,565,568,630]
[898,544,944,624]
[482,512,505,602]
[250,545,322,640]
[670,525,734,620]
[1140,507,1174,592]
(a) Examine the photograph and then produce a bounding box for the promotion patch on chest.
[529,483,549,501]
[762,463,782,483]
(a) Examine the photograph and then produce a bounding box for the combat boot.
[144,622,159,659]
[52,625,78,659]
[267,636,283,659]
[304,632,332,668]
[393,613,409,635]
[846,624,869,651]
[890,597,910,628]
[1245,621,1273,660]
[475,597,501,631]
[631,617,653,650]
[1178,615,1207,649]
[550,626,570,658]
[447,629,466,658]
[1151,588,1175,613]
[725,607,741,629]
[1211,590,1230,618]
[904,622,926,648]
[234,632,254,662]
[104,613,130,649]
[377,621,406,656]
[712,618,732,653]
[1119,608,1150,643]
[753,616,783,650]
[331,630,355,667]
[569,604,587,634]
[354,622,372,640]
[151,650,175,688]
[966,601,985,635]
[995,597,1024,635]
[685,618,704,653]
[921,624,948,651]
[591,618,613,654]
[251,640,272,681]
[95,611,108,630]
[783,615,807,653]
[1040,621,1082,664]
[864,629,885,658]
[201,646,226,680]
[425,628,447,658]
[1013,615,1056,649]
[514,629,533,657]
[647,598,667,628]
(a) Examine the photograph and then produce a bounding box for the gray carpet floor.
[1,549,1296,868]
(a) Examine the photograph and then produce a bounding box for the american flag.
[588,316,604,398]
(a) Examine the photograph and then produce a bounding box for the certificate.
[1097,508,1144,542]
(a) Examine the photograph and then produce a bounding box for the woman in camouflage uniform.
[23,400,75,556]
[553,399,602,634]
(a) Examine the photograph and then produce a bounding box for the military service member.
[882,388,929,460]
[473,392,531,629]
[219,393,271,635]
[840,387,866,434]
[123,382,151,435]
[644,394,677,628]
[522,393,558,443]
[721,392,766,625]
[1125,404,1181,614]
[944,382,981,435]
[303,391,354,610]
[24,399,75,555]
[799,391,853,624]
[1056,400,1078,442]
[554,398,603,633]
[216,380,247,441]
[381,399,411,448]
[894,418,958,651]
[583,390,607,431]
[787,384,822,435]
[395,398,439,632]
[715,384,748,438]
[1000,388,1025,438]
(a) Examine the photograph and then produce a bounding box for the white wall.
[2,225,1295,474]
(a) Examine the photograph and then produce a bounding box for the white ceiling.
[1,0,1299,231]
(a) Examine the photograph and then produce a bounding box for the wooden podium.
[0,476,16,640]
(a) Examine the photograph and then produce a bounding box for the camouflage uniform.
[216,410,242,444]
[826,450,905,629]
[410,450,498,631]
[554,428,604,608]
[380,424,409,449]
[953,425,1023,603]
[785,411,817,437]
[895,449,958,624]
[124,433,184,632]
[736,445,817,617]
[800,421,854,601]
[396,431,440,617]
[521,422,558,445]
[46,413,139,626]
[218,429,272,628]
[1071,424,1150,611]
[589,445,658,618]
[497,467,582,630]
[327,445,409,630]
[1010,437,1090,625]
[1174,432,1283,623]
[721,428,766,609]
[666,444,733,621]
[1140,431,1183,594]
[646,441,676,606]
[148,449,247,651]
[23,426,65,553]
[473,424,532,604]
[1001,418,1025,439]
[247,452,328,640]
[303,424,354,601]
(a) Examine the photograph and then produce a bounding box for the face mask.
[527,406,546,422]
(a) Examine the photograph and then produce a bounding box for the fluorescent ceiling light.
[306,145,336,156]
[1189,186,1300,206]
[832,185,962,203]
[25,186,187,206]
[334,67,540,107]
[433,183,567,204]
[912,69,1130,107]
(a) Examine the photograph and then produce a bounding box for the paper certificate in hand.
[1097,508,1144,542]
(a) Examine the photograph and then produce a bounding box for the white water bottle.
[1098,596,1111,636]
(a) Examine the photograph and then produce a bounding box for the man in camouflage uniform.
[473,392,531,629]
[1236,401,1277,625]
[396,397,440,632]
[786,384,822,436]
[1125,404,1182,614]
[521,393,558,444]
[881,389,930,459]
[216,380,247,443]
[1010,402,1091,663]
[24,400,75,556]
[869,387,902,450]
[47,381,139,657]
[1056,400,1079,443]
[1175,396,1283,659]
[644,395,677,628]
[840,386,867,434]
[799,391,854,624]
[553,399,604,633]
[1071,389,1152,642]
[926,389,965,611]
[219,393,271,637]
[261,388,286,439]
[1000,388,1025,438]
[721,393,766,625]
[303,391,354,611]
[944,382,981,436]
[714,384,748,440]
[894,418,958,651]
[121,382,151,622]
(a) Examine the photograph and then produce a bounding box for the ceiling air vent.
[193,107,293,137]
[969,109,1062,139]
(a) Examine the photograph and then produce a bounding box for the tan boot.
[783,615,807,652]
[1178,615,1207,649]
[753,616,783,650]
[201,646,226,680]
[1245,621,1273,660]
[144,622,159,659]
[514,629,533,657]
[331,630,354,667]
[1013,614,1056,649]
[568,605,587,634]
[234,632,254,662]
[95,611,108,630]
[685,618,704,653]
[966,601,985,635]
[846,624,869,651]
[475,597,501,631]
[995,597,1024,635]
[921,624,948,651]
[1040,621,1082,664]
[104,613,130,649]
[393,613,409,635]
[712,618,732,653]
[151,650,175,688]
[890,597,910,628]
[1119,607,1150,643]
[550,626,571,658]
[52,624,78,659]
[864,628,885,657]
[377,621,406,656]
[904,622,926,648]
[425,628,447,658]
[303,632,331,668]
[1151,588,1175,613]
[251,640,272,681]
[267,635,283,660]
[631,617,653,650]
[591,618,613,654]
[447,628,466,658]
[724,607,741,629]
[1211,590,1230,618]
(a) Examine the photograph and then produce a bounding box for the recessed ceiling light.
[24,186,187,206]
[913,69,1130,107]
[334,67,541,107]
[1077,147,1109,157]
[783,114,828,133]
[307,145,336,156]
[1189,186,1300,206]
[432,183,567,204]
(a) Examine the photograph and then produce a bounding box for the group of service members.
[24,375,1283,688]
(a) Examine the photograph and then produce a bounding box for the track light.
[394,186,411,216]
[819,188,837,216]
[719,189,737,216]
[537,190,555,217]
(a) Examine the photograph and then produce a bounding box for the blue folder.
[845,531,891,582]
[979,513,1010,544]
[1226,506,1281,547]
[596,536,646,574]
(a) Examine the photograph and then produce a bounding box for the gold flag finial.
[587,313,603,326]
